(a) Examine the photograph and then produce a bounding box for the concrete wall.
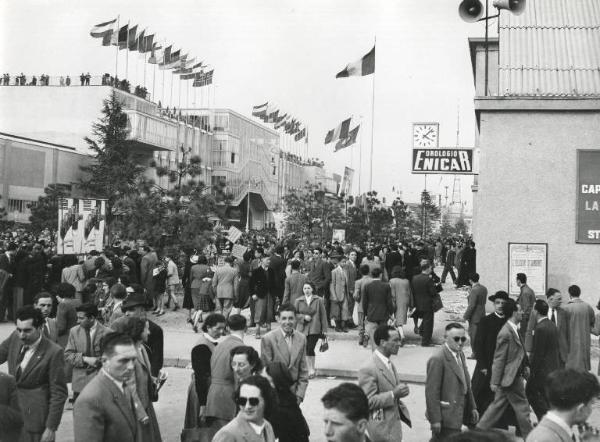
[473,110,600,304]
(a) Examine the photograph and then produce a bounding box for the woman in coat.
[293,282,328,378]
[234,251,252,313]
[189,255,213,332]
[389,265,412,342]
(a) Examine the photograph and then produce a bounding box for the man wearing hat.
[471,291,511,420]
[330,254,350,333]
[113,285,164,377]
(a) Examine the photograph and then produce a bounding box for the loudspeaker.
[493,0,526,14]
[459,0,484,22]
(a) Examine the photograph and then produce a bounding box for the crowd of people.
[0,233,599,441]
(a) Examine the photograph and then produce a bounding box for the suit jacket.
[529,318,560,381]
[525,415,572,442]
[44,317,59,343]
[268,254,286,297]
[425,346,476,430]
[517,284,536,317]
[189,264,211,289]
[205,334,244,420]
[73,370,137,442]
[307,258,331,291]
[0,372,22,442]
[212,265,238,299]
[56,297,81,347]
[260,329,308,400]
[213,414,276,442]
[294,296,328,336]
[463,283,487,324]
[64,323,111,393]
[344,260,358,295]
[0,333,67,433]
[329,266,348,303]
[411,273,436,312]
[490,322,528,388]
[283,272,308,305]
[250,266,275,299]
[525,308,568,365]
[140,251,158,291]
[362,280,394,322]
[358,354,411,442]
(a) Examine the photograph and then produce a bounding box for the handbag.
[319,335,329,352]
[432,293,444,312]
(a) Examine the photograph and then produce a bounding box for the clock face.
[413,123,439,147]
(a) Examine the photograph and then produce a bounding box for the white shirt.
[547,307,558,326]
[203,333,219,344]
[374,350,397,400]
[87,321,98,345]
[20,334,43,371]
[444,343,462,366]
[101,369,124,393]
[544,411,573,439]
[248,421,266,436]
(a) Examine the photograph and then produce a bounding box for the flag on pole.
[324,118,352,144]
[134,29,145,51]
[336,46,375,78]
[116,24,129,49]
[192,70,214,87]
[252,102,268,118]
[334,125,360,151]
[180,66,205,80]
[159,45,172,65]
[294,127,307,141]
[147,44,163,64]
[127,25,138,50]
[274,114,289,129]
[90,18,117,38]
[102,32,113,46]
[267,109,279,123]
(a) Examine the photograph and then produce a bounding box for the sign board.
[332,229,346,243]
[57,198,106,254]
[412,148,474,174]
[231,244,248,260]
[227,226,243,243]
[508,243,548,296]
[576,150,600,243]
[339,167,355,197]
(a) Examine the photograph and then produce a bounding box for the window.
[8,199,34,213]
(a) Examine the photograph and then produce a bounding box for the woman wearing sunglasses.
[213,375,277,442]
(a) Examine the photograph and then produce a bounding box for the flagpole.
[369,36,376,193]
[114,15,120,83]
[125,20,130,82]
[152,63,156,104]
[358,114,363,195]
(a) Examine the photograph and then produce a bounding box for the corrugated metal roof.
[498,0,600,96]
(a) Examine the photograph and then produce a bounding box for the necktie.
[551,309,556,324]
[15,345,29,380]
[85,328,92,357]
[285,333,293,350]
[388,361,397,383]
[457,351,468,395]
[43,323,50,339]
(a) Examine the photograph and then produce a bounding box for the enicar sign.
[412,148,474,174]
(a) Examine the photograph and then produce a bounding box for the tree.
[415,190,441,239]
[345,191,393,244]
[0,196,10,230]
[28,184,71,233]
[454,217,469,236]
[112,146,228,250]
[79,91,147,227]
[391,197,418,240]
[282,182,345,243]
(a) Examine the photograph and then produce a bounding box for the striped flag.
[274,114,289,129]
[252,102,268,118]
[294,127,307,142]
[336,46,375,78]
[192,70,214,87]
[334,125,360,151]
[127,25,138,50]
[325,118,352,144]
[116,24,128,49]
[90,18,117,38]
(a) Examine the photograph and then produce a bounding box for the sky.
[0,0,496,208]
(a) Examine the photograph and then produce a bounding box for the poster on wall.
[576,150,600,243]
[332,229,346,243]
[57,198,106,255]
[507,243,548,296]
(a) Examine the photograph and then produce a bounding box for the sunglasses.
[237,396,260,407]
[453,337,468,343]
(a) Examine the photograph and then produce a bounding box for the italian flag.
[90,18,117,38]
[336,46,375,78]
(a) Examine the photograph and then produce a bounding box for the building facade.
[469,0,600,303]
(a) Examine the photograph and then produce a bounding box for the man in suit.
[526,369,600,442]
[358,324,411,441]
[463,273,487,359]
[0,305,68,442]
[525,299,560,419]
[562,284,595,371]
[0,372,23,442]
[411,262,437,346]
[268,245,287,306]
[330,254,350,332]
[441,243,456,285]
[362,268,394,350]
[118,287,163,376]
[516,273,536,336]
[0,242,17,322]
[139,245,158,303]
[205,314,246,431]
[322,382,372,442]
[33,293,58,343]
[282,260,308,305]
[261,303,308,403]
[307,247,332,321]
[524,288,568,367]
[426,322,478,440]
[476,298,533,438]
[64,303,111,401]
[73,332,140,442]
[344,249,359,328]
[212,256,238,319]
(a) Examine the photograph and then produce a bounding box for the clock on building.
[413,122,439,148]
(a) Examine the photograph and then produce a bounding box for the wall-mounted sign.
[508,243,548,296]
[412,148,474,174]
[576,150,600,243]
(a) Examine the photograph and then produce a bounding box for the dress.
[389,277,411,326]
[190,264,213,311]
